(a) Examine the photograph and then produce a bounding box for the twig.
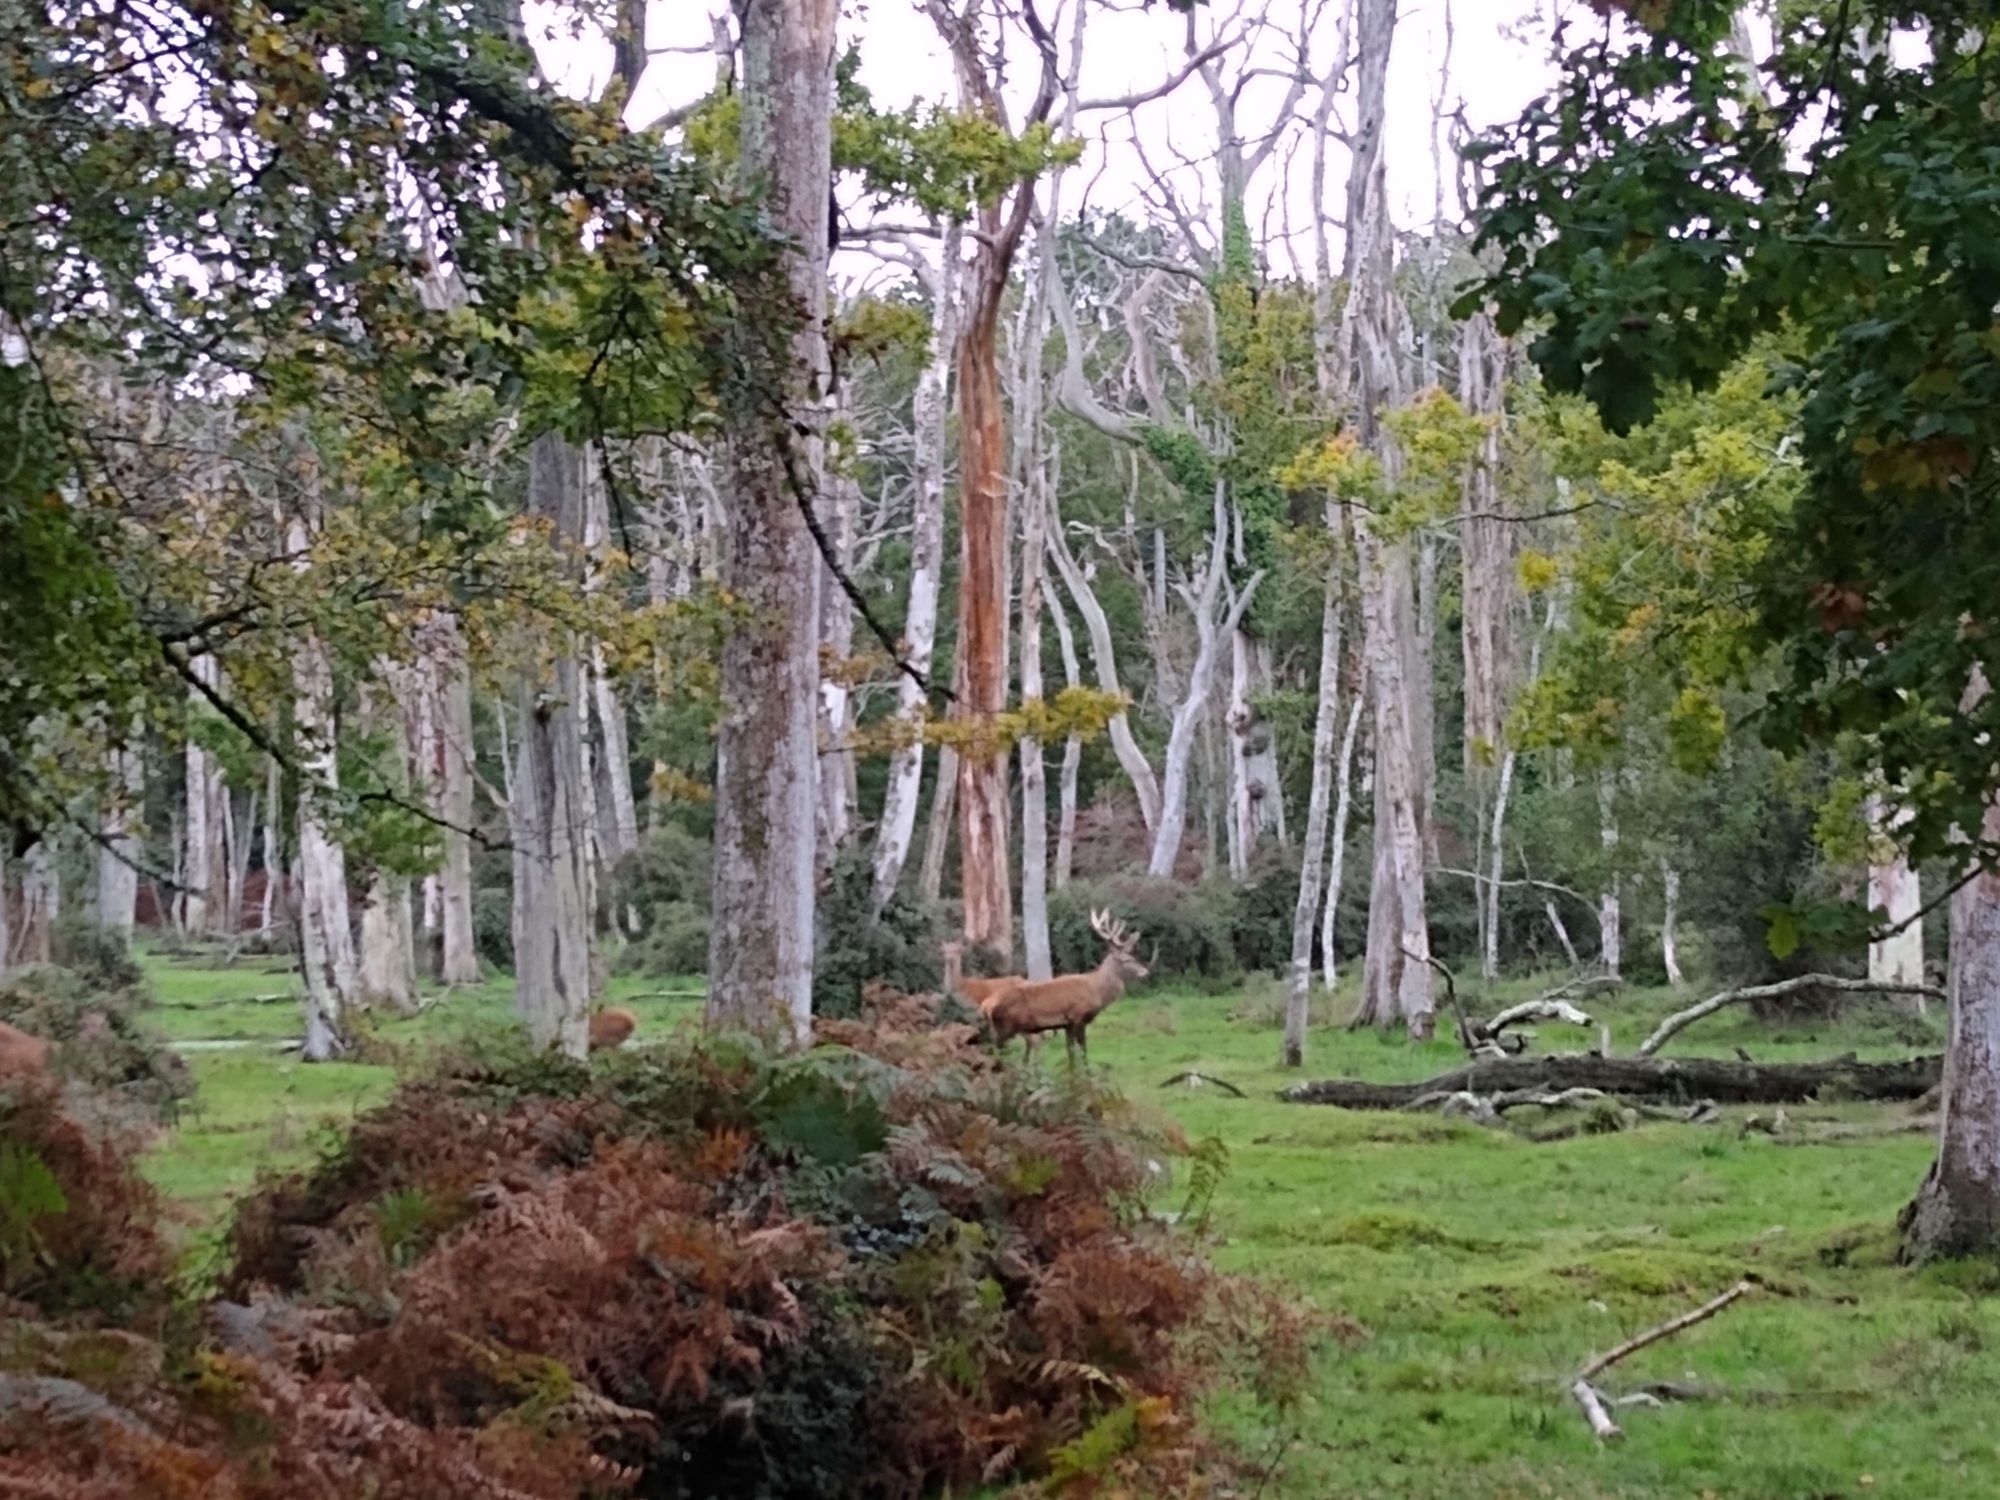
[1578,1280,1756,1383]
[1638,975,1944,1057]
[1570,1279,1757,1439]
[1159,1070,1246,1098]
[1405,948,1482,1055]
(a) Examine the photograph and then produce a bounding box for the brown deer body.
[940,941,1022,1017]
[588,1008,637,1052]
[986,911,1147,1065]
[0,1020,51,1079]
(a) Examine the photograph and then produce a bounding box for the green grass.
[132,950,2000,1499]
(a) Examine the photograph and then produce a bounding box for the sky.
[527,0,1569,289]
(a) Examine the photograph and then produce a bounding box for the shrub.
[0,966,191,1124]
[1049,875,1240,986]
[49,918,147,993]
[212,992,1305,1497]
[812,846,943,1018]
[0,1079,173,1320]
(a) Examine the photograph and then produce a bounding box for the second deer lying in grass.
[986,911,1148,1066]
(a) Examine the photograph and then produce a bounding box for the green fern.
[0,1141,68,1289]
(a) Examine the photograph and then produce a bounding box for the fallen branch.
[1479,998,1596,1037]
[1282,1052,1942,1109]
[1159,1070,1247,1098]
[1638,974,1945,1057]
[1570,1280,1756,1440]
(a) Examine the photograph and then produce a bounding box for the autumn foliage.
[2,990,1311,1498]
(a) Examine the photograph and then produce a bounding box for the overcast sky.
[528,0,1570,288]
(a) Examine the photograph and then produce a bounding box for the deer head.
[1090,908,1149,983]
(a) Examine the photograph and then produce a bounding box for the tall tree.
[704,0,836,1041]
[923,0,1059,965]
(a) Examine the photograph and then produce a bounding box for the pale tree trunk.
[511,436,596,1056]
[290,504,359,1060]
[919,742,958,906]
[225,788,255,939]
[1150,491,1263,878]
[1048,562,1083,890]
[183,659,227,936]
[16,841,56,966]
[1320,693,1366,992]
[1345,0,1429,1038]
[259,758,281,938]
[582,465,640,907]
[705,0,833,1041]
[412,653,441,959]
[96,737,143,938]
[356,675,420,1015]
[1285,536,1343,1066]
[1905,670,2000,1260]
[1015,341,1054,980]
[1046,519,1161,831]
[1660,856,1686,990]
[435,620,481,985]
[1867,792,1925,1006]
[870,223,961,914]
[1598,771,1622,980]
[1460,311,1511,974]
[1482,749,1516,982]
[816,412,860,884]
[1226,626,1252,880]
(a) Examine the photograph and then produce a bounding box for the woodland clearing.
[138,947,1997,1500]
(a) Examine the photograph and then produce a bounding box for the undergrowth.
[2,986,1311,1498]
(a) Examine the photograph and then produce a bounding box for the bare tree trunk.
[1660,856,1686,991]
[96,736,143,937]
[511,436,596,1057]
[1049,567,1083,890]
[1151,492,1262,878]
[16,840,55,965]
[290,519,359,1059]
[919,742,958,906]
[816,428,859,885]
[259,758,281,938]
[1046,520,1161,830]
[226,787,256,940]
[705,0,833,1042]
[435,617,480,985]
[1868,792,1925,1005]
[356,676,420,1015]
[1905,671,2000,1259]
[582,466,640,907]
[1598,771,1622,980]
[1286,543,1343,1066]
[1320,693,1365,992]
[870,223,960,914]
[1226,625,1252,881]
[184,659,227,937]
[1016,391,1053,980]
[1482,749,1516,982]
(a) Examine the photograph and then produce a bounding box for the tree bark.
[705,0,833,1042]
[1285,541,1343,1067]
[1483,749,1516,982]
[1048,564,1083,890]
[289,513,358,1061]
[1015,312,1054,980]
[259,758,281,939]
[1905,672,2000,1259]
[15,841,55,966]
[1660,856,1686,991]
[1320,693,1365,992]
[1867,792,1924,1006]
[183,656,228,937]
[356,675,420,1015]
[582,466,640,904]
[1150,492,1262,878]
[432,617,481,984]
[870,223,961,915]
[96,736,143,938]
[1285,1052,1944,1110]
[816,409,860,885]
[1598,771,1622,980]
[1046,517,1161,831]
[510,436,596,1057]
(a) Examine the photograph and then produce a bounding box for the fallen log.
[1281,1052,1942,1109]
[1570,1280,1756,1440]
[1638,973,1944,1057]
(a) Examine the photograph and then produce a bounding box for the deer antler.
[1091,909,1139,952]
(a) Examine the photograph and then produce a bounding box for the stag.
[0,1020,50,1079]
[986,910,1148,1065]
[941,941,1022,1017]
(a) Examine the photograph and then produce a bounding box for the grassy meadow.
[135,947,2000,1499]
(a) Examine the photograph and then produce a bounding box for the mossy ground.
[136,948,1998,1498]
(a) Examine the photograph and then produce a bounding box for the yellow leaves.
[1275,430,1378,500]
[842,688,1127,762]
[650,767,712,807]
[1611,601,1660,654]
[1517,550,1561,594]
[1853,434,1974,495]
